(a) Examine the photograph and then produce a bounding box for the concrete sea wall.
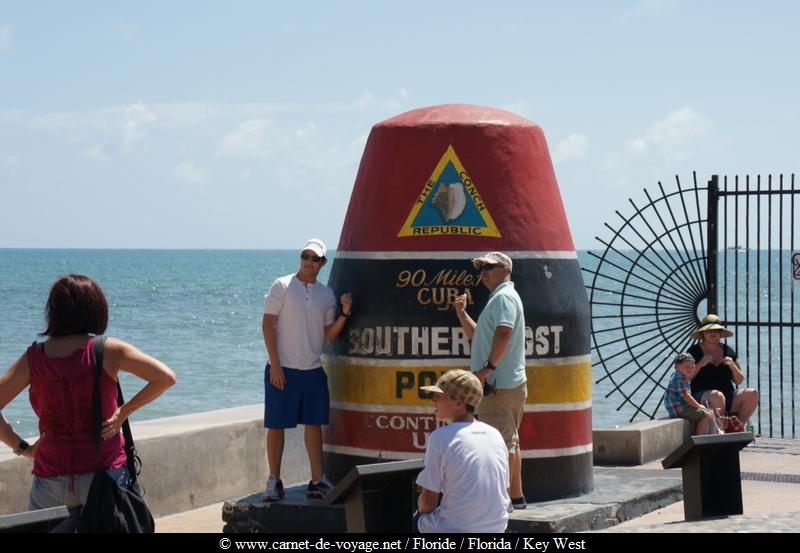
[0,405,309,517]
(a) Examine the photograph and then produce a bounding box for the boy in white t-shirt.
[415,370,510,533]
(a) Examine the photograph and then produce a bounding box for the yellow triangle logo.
[398,145,501,238]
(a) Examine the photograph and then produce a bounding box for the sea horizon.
[1,248,796,438]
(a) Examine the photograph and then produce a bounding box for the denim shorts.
[29,467,130,533]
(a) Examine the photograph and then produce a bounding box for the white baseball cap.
[301,238,327,258]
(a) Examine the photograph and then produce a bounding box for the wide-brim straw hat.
[690,314,734,340]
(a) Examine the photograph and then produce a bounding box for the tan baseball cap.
[472,251,512,271]
[420,369,483,408]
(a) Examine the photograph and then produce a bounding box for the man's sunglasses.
[479,263,501,271]
[301,253,324,262]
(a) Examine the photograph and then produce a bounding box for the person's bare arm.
[100,338,176,440]
[682,390,703,410]
[724,357,745,385]
[417,488,440,513]
[0,411,37,459]
[454,294,477,340]
[475,326,512,385]
[324,293,352,342]
[262,314,286,390]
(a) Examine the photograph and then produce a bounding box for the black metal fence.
[585,173,799,438]
[709,174,799,438]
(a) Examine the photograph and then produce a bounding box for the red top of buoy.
[379,104,537,128]
[338,104,575,252]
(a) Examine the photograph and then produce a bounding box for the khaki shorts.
[680,405,711,423]
[477,382,527,452]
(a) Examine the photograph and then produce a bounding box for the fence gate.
[584,172,799,438]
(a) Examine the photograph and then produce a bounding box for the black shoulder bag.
[77,336,155,533]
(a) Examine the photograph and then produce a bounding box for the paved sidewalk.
[156,501,226,533]
[600,437,800,532]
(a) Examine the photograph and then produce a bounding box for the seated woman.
[688,314,759,425]
[0,274,176,532]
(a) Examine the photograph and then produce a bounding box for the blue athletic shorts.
[264,365,330,428]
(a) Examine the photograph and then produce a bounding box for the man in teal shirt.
[454,251,527,509]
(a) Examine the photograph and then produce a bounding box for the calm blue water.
[0,249,315,437]
[2,249,797,438]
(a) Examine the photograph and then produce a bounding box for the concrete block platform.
[506,467,681,532]
[593,419,692,466]
[223,467,682,533]
[223,486,346,533]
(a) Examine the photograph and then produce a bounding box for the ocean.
[1,249,796,438]
[0,249,301,437]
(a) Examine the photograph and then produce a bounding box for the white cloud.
[354,90,402,112]
[27,102,158,157]
[356,90,375,109]
[294,122,318,141]
[602,106,713,190]
[27,112,78,134]
[174,161,207,184]
[121,102,157,152]
[84,144,109,160]
[14,99,384,200]
[217,118,278,159]
[0,26,11,52]
[553,134,588,164]
[214,115,362,196]
[152,103,217,129]
[625,106,711,162]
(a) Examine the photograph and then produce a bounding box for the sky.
[1,1,798,250]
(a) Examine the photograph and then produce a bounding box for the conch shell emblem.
[431,181,467,222]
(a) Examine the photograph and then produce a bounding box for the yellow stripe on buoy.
[325,358,591,406]
[525,361,592,404]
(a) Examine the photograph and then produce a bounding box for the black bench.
[0,506,71,533]
[326,459,424,533]
[662,432,754,521]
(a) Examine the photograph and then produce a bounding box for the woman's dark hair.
[40,275,108,337]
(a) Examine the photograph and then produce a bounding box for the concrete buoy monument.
[323,104,592,500]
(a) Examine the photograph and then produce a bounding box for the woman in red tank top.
[0,275,176,531]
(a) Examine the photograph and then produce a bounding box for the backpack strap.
[91,336,106,450]
[91,336,140,483]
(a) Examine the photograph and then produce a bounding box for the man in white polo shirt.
[261,238,352,501]
[454,251,527,509]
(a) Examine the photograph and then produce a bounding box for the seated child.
[414,369,510,533]
[664,352,721,435]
